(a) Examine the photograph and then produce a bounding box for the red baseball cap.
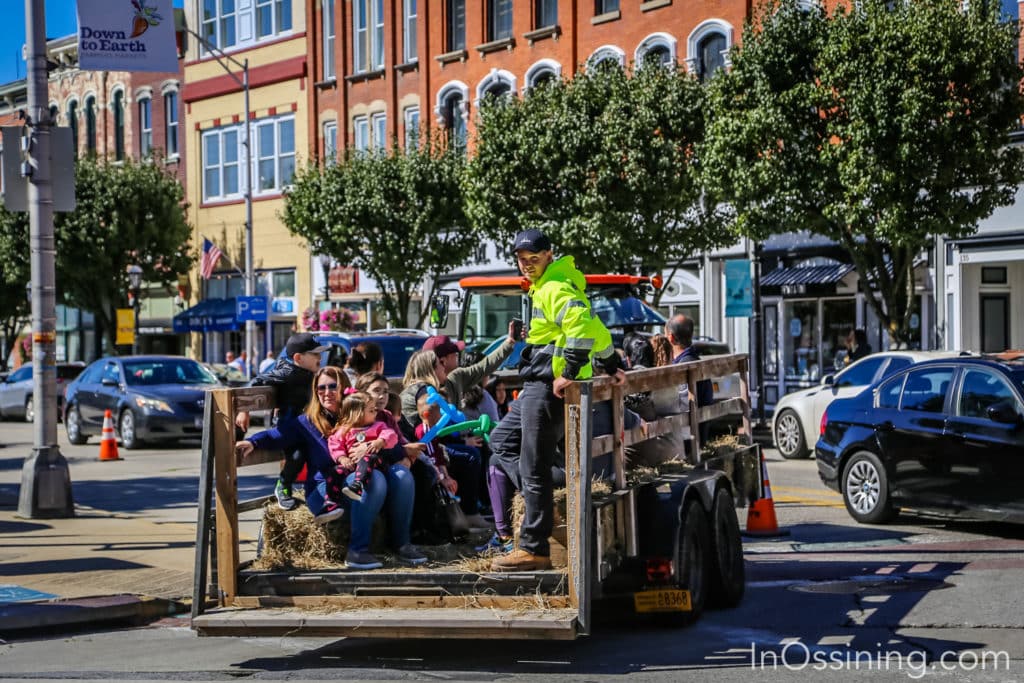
[423,335,466,357]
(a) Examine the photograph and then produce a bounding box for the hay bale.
[252,504,348,570]
[702,433,744,460]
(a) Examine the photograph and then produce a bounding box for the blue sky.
[0,0,184,87]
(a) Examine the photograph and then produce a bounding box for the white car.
[772,350,966,459]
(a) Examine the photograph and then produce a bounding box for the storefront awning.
[760,264,855,296]
[172,298,239,333]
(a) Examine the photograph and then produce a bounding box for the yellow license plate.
[633,589,691,613]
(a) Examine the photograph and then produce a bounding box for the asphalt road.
[1,419,1023,682]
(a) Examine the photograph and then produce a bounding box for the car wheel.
[119,409,142,450]
[24,396,34,423]
[842,451,896,524]
[65,404,88,444]
[774,409,809,460]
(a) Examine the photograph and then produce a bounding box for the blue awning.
[173,298,240,333]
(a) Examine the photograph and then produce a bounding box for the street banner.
[724,259,753,318]
[116,308,135,345]
[77,0,178,73]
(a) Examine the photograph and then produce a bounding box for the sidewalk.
[0,489,195,635]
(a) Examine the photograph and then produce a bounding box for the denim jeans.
[305,464,415,552]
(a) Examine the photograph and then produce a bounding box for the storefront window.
[864,295,923,351]
[272,271,296,297]
[764,304,778,378]
[783,300,819,382]
[822,298,856,373]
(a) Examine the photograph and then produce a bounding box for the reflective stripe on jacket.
[521,255,617,382]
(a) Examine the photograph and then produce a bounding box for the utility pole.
[18,0,74,518]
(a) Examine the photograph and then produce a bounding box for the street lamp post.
[180,26,254,380]
[127,265,142,356]
[319,255,332,302]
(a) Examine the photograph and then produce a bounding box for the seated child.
[415,389,489,530]
[327,390,399,501]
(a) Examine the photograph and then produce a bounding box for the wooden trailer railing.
[192,353,756,639]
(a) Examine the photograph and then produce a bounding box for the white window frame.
[255,0,292,39]
[635,32,678,67]
[371,112,387,150]
[201,0,237,53]
[403,106,420,149]
[138,96,153,156]
[253,116,296,194]
[323,0,336,79]
[372,0,385,69]
[202,127,241,202]
[353,0,385,73]
[588,45,626,68]
[403,0,418,63]
[524,59,562,91]
[323,120,338,162]
[685,19,734,76]
[475,68,517,106]
[354,115,370,151]
[164,90,179,158]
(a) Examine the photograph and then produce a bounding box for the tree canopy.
[463,60,735,279]
[702,0,1024,344]
[0,156,193,354]
[282,137,475,328]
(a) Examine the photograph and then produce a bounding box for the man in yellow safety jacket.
[490,229,626,572]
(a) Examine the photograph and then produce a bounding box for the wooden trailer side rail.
[193,352,753,632]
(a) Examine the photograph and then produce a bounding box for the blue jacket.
[248,414,404,496]
[673,347,714,408]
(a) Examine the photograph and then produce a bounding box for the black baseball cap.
[512,229,552,254]
[285,332,330,357]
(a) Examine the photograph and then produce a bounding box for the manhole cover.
[789,577,953,595]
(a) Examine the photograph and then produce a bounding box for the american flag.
[200,237,223,280]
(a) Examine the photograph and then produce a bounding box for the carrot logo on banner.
[130,0,163,38]
[77,0,177,73]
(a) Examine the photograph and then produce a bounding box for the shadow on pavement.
[0,519,52,533]
[0,557,150,576]
[54,473,275,516]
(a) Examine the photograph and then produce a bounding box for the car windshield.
[590,293,665,328]
[122,359,218,386]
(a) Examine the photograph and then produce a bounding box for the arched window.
[635,33,677,68]
[588,45,625,70]
[85,95,97,154]
[67,99,79,154]
[524,59,561,91]
[48,103,58,123]
[112,89,125,160]
[476,69,516,106]
[443,91,467,150]
[697,33,727,82]
[687,20,734,83]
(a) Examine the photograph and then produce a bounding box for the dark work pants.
[490,380,564,556]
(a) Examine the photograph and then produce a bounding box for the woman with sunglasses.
[235,366,425,570]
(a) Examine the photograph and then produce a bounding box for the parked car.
[773,351,966,460]
[204,363,248,387]
[0,362,85,422]
[816,355,1024,525]
[63,355,221,449]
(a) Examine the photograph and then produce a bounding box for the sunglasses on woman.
[316,382,339,393]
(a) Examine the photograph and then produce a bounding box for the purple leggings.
[486,464,515,538]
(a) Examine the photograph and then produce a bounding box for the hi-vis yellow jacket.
[521,256,621,382]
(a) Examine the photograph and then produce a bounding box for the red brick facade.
[309,0,748,156]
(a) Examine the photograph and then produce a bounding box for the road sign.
[116,308,135,345]
[236,296,268,322]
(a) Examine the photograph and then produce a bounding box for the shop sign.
[781,284,807,296]
[76,0,179,73]
[272,298,296,314]
[724,259,753,318]
[329,266,359,295]
[116,308,135,345]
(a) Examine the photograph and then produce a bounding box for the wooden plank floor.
[193,606,579,640]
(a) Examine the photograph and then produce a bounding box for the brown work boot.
[490,548,553,572]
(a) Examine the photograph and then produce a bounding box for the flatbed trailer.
[191,353,761,639]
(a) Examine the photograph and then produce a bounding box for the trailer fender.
[636,469,725,561]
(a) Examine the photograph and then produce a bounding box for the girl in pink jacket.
[327,390,398,501]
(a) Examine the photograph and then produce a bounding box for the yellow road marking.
[774,485,841,498]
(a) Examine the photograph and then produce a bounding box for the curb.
[0,594,189,638]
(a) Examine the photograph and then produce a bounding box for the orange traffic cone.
[98,409,122,461]
[744,447,787,537]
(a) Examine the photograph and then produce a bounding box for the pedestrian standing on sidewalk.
[488,229,626,572]
[235,332,328,511]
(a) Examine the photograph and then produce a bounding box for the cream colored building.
[180,0,310,362]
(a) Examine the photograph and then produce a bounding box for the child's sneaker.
[341,481,364,501]
[274,480,297,511]
[475,533,514,554]
[313,501,345,524]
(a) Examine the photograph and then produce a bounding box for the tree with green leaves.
[0,156,193,354]
[703,0,1024,345]
[0,220,30,369]
[463,60,735,287]
[282,137,474,328]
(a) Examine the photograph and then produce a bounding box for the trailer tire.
[708,488,745,608]
[658,498,710,627]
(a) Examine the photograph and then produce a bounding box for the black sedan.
[816,356,1024,525]
[64,356,220,449]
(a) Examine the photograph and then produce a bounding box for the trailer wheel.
[708,488,745,608]
[658,498,710,627]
